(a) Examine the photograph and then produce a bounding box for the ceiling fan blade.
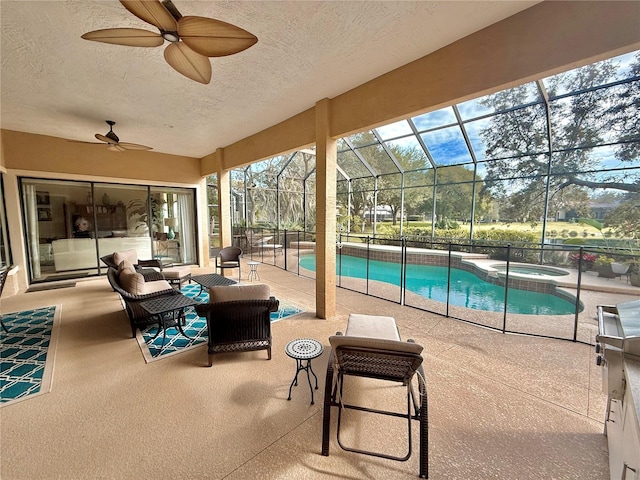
[82,28,163,47]
[120,0,178,32]
[95,133,117,144]
[107,144,127,152]
[118,142,153,151]
[68,140,105,145]
[178,16,258,57]
[164,42,212,84]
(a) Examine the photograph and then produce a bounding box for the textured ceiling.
[1,1,539,158]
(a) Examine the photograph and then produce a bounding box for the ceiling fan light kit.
[81,0,258,84]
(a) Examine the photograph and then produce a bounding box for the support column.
[315,98,337,319]
[216,149,232,251]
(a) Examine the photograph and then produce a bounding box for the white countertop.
[626,357,640,424]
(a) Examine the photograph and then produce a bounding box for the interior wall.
[0,131,205,289]
[1,129,200,183]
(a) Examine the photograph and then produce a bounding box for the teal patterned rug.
[136,284,304,362]
[0,306,61,407]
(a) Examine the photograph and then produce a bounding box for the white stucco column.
[315,98,337,319]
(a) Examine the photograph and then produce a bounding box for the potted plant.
[569,252,596,272]
[611,261,630,276]
[593,255,617,278]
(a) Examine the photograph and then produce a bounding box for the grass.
[367,220,607,238]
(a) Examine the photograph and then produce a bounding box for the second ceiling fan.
[71,120,152,152]
[81,0,258,84]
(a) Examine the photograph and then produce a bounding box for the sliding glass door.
[21,178,197,283]
[149,187,197,265]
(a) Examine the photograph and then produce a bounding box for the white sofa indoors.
[51,237,152,271]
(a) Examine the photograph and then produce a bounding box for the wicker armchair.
[107,267,180,337]
[195,284,279,366]
[101,250,164,282]
[321,314,428,479]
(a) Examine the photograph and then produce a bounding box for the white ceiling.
[1,1,539,158]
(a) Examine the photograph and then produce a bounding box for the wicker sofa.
[195,284,279,366]
[106,263,180,338]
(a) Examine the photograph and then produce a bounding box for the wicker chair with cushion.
[107,260,181,338]
[101,249,164,282]
[195,283,279,366]
[321,313,428,479]
[214,246,242,283]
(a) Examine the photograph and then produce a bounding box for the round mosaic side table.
[247,261,260,281]
[285,338,324,404]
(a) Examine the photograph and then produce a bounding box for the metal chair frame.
[322,340,429,478]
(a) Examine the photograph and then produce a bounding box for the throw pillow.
[117,259,135,276]
[119,269,145,295]
[209,284,270,303]
[113,249,138,268]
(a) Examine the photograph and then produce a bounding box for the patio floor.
[0,260,611,479]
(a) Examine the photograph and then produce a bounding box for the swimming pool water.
[299,254,578,315]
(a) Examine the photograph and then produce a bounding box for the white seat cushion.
[345,313,400,341]
[138,280,173,295]
[219,261,239,268]
[161,266,191,279]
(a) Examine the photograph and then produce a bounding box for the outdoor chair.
[215,246,243,282]
[195,284,279,366]
[101,249,164,282]
[0,266,10,333]
[106,263,181,338]
[102,249,191,290]
[321,313,428,479]
[246,230,283,256]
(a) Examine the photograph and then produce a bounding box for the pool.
[491,264,570,277]
[299,254,578,315]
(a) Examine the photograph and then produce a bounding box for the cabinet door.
[621,392,640,480]
[607,399,624,480]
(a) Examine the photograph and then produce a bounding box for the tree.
[420,166,489,223]
[480,53,640,224]
[376,144,430,225]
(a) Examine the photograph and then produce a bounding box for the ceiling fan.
[72,120,152,152]
[81,0,258,84]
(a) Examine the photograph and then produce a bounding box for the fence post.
[337,233,343,288]
[502,245,511,334]
[446,243,452,317]
[572,247,585,342]
[366,235,371,296]
[401,237,406,305]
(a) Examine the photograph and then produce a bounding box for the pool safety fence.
[232,228,638,345]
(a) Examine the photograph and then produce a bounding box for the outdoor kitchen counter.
[625,357,640,430]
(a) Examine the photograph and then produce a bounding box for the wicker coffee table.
[140,294,198,350]
[191,273,237,296]
[286,338,324,404]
